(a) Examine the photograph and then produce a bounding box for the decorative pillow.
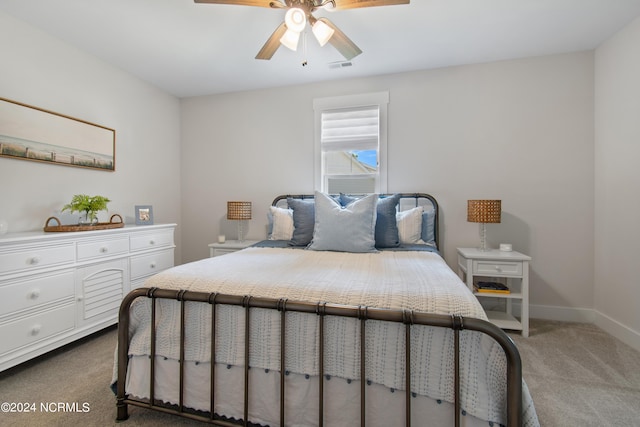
[421,208,436,246]
[309,192,378,253]
[340,193,401,248]
[396,206,425,244]
[268,206,294,241]
[287,198,315,246]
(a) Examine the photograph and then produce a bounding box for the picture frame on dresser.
[135,205,153,225]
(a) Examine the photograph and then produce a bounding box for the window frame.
[313,91,389,194]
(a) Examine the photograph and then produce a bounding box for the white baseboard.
[528,303,596,323]
[467,298,640,350]
[480,301,595,323]
[592,310,640,353]
[504,302,640,352]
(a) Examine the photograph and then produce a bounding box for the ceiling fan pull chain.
[302,30,308,66]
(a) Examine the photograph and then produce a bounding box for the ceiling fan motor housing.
[196,0,410,61]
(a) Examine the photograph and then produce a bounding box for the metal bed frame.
[115,193,523,426]
[115,291,523,427]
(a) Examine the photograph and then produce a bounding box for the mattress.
[116,246,539,426]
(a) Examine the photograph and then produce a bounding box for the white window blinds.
[313,91,389,193]
[320,106,380,152]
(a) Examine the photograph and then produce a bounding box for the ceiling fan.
[194,0,410,61]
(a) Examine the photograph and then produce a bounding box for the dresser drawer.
[0,270,74,317]
[473,260,523,276]
[0,304,75,356]
[77,236,129,261]
[130,249,174,280]
[0,243,75,274]
[130,229,174,252]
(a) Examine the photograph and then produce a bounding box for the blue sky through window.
[352,150,377,168]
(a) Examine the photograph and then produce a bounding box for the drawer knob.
[31,325,42,336]
[29,289,41,300]
[100,247,109,253]
[150,262,156,269]
[149,240,156,245]
[28,256,40,265]
[495,266,502,272]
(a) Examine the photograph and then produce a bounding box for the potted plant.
[62,194,111,225]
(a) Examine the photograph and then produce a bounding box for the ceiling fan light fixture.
[280,28,300,51]
[284,7,306,33]
[312,19,334,46]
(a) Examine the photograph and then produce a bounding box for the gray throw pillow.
[309,192,378,253]
[287,198,315,246]
[340,193,400,248]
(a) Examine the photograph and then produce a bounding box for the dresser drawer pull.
[28,256,41,265]
[494,266,502,272]
[149,240,156,245]
[31,324,42,336]
[29,289,41,300]
[150,262,156,269]
[100,247,109,253]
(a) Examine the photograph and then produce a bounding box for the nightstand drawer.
[77,237,129,261]
[209,240,259,257]
[212,248,240,257]
[473,260,522,276]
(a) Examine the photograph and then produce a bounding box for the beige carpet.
[510,320,640,427]
[0,319,639,426]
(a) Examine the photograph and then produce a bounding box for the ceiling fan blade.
[328,0,409,10]
[317,17,362,60]
[255,22,287,60]
[194,0,281,7]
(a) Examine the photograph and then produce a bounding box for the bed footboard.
[116,287,523,427]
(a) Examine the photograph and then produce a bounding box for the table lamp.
[467,200,501,251]
[227,201,252,242]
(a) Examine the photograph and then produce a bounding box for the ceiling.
[1,0,640,98]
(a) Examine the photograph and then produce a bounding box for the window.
[314,92,389,194]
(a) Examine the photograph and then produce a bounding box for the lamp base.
[237,221,246,242]
[478,223,490,251]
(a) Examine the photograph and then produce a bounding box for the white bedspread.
[124,247,538,426]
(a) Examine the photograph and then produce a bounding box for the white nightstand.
[457,247,531,337]
[208,240,259,257]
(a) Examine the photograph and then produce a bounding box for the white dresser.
[0,223,176,372]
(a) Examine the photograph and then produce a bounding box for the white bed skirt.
[126,355,489,427]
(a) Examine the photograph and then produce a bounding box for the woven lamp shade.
[227,201,252,220]
[467,200,501,223]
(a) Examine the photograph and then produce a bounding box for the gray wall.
[181,52,595,323]
[0,11,182,262]
[594,15,640,350]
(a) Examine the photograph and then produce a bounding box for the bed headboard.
[271,193,440,251]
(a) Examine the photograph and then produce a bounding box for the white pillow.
[268,206,294,241]
[396,206,425,244]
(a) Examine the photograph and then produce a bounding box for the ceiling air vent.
[329,61,353,69]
